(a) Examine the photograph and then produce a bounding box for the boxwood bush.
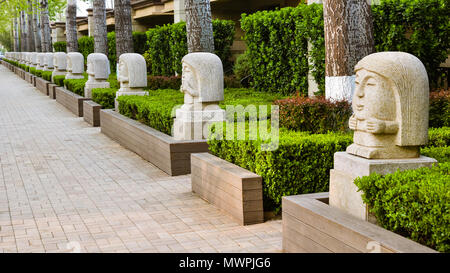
[430,89,450,128]
[64,78,88,96]
[92,88,117,109]
[53,75,65,87]
[35,70,43,77]
[421,146,450,163]
[428,127,450,147]
[42,71,52,81]
[53,41,67,52]
[355,163,450,252]
[29,67,36,75]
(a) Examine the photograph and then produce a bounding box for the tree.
[40,0,52,52]
[323,0,374,101]
[114,0,134,62]
[185,0,214,53]
[27,0,35,51]
[65,0,78,52]
[20,10,26,51]
[93,0,107,55]
[33,1,42,52]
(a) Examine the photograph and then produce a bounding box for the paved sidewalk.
[0,65,282,253]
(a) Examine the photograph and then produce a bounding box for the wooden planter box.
[55,87,90,117]
[100,109,209,176]
[35,77,50,95]
[83,100,102,127]
[24,72,33,84]
[191,153,264,225]
[48,84,58,99]
[282,193,437,253]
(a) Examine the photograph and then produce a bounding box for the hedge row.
[64,78,88,96]
[145,20,235,76]
[355,162,449,252]
[53,75,65,87]
[430,89,450,128]
[42,71,52,81]
[92,88,117,109]
[53,41,67,52]
[241,0,450,95]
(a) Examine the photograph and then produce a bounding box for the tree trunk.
[323,0,374,101]
[185,0,214,53]
[114,0,134,62]
[93,0,108,55]
[27,1,35,52]
[66,0,78,52]
[20,11,27,52]
[14,17,20,52]
[33,1,42,52]
[40,0,52,52]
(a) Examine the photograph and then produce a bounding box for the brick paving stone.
[0,65,282,253]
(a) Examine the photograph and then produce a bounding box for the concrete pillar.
[52,22,66,43]
[174,0,186,23]
[87,8,94,37]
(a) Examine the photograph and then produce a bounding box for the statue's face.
[67,57,72,71]
[353,69,396,121]
[118,60,128,82]
[87,60,93,75]
[181,62,197,96]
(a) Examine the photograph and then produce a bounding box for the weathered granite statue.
[65,52,85,79]
[115,53,148,110]
[36,53,46,70]
[52,52,67,82]
[44,53,54,71]
[173,52,226,140]
[329,52,436,221]
[346,52,429,159]
[30,52,38,68]
[84,53,110,98]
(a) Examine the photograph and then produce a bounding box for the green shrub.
[208,126,353,212]
[275,95,352,133]
[428,127,450,147]
[29,67,36,75]
[92,88,117,109]
[53,41,67,52]
[233,52,252,84]
[224,75,242,88]
[145,20,235,76]
[107,73,119,89]
[354,163,450,252]
[35,70,43,77]
[421,146,450,163]
[78,36,94,63]
[429,90,450,128]
[107,32,116,72]
[42,71,52,81]
[53,75,65,87]
[146,76,181,90]
[64,78,88,96]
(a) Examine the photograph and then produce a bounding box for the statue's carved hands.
[349,115,357,130]
[366,118,386,134]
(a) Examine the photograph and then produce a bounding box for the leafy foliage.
[92,88,116,109]
[429,89,450,128]
[64,78,88,96]
[53,75,65,86]
[42,71,52,81]
[78,36,94,63]
[428,127,450,147]
[354,163,450,252]
[53,41,67,52]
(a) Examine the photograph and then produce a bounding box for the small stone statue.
[44,53,54,71]
[65,52,85,79]
[36,53,45,70]
[115,53,148,110]
[84,53,110,98]
[52,52,67,82]
[346,52,429,159]
[30,52,38,68]
[173,52,225,140]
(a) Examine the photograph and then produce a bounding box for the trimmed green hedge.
[29,67,36,75]
[78,36,94,63]
[53,41,67,53]
[430,90,450,128]
[355,162,450,252]
[146,20,235,76]
[42,71,52,81]
[421,146,450,163]
[107,31,149,72]
[53,75,65,87]
[35,70,43,77]
[64,78,88,96]
[92,88,117,109]
[428,127,450,147]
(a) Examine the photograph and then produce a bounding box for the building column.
[52,22,66,42]
[174,0,186,23]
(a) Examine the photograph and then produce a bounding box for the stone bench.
[83,100,102,127]
[282,193,437,253]
[191,153,264,225]
[55,87,90,117]
[100,109,209,176]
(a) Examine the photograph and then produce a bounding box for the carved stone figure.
[84,53,110,98]
[44,53,54,71]
[173,52,225,140]
[52,52,67,82]
[115,53,148,110]
[65,52,85,79]
[30,52,38,68]
[36,53,45,70]
[346,52,429,159]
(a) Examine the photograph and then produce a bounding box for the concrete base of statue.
[65,73,85,80]
[114,89,148,111]
[329,152,437,222]
[84,81,110,99]
[173,106,225,140]
[51,71,66,83]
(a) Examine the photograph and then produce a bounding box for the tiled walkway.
[0,65,282,253]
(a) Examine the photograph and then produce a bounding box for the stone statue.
[84,53,110,98]
[65,52,85,79]
[346,52,429,159]
[44,53,54,71]
[30,52,38,68]
[36,53,45,70]
[173,52,225,140]
[52,52,67,83]
[115,53,148,110]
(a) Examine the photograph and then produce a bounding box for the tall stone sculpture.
[65,52,85,79]
[44,53,54,71]
[173,52,225,140]
[115,53,148,110]
[329,51,436,221]
[30,52,38,68]
[52,52,67,82]
[36,53,46,70]
[84,53,110,98]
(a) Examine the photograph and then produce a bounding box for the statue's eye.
[366,78,376,86]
